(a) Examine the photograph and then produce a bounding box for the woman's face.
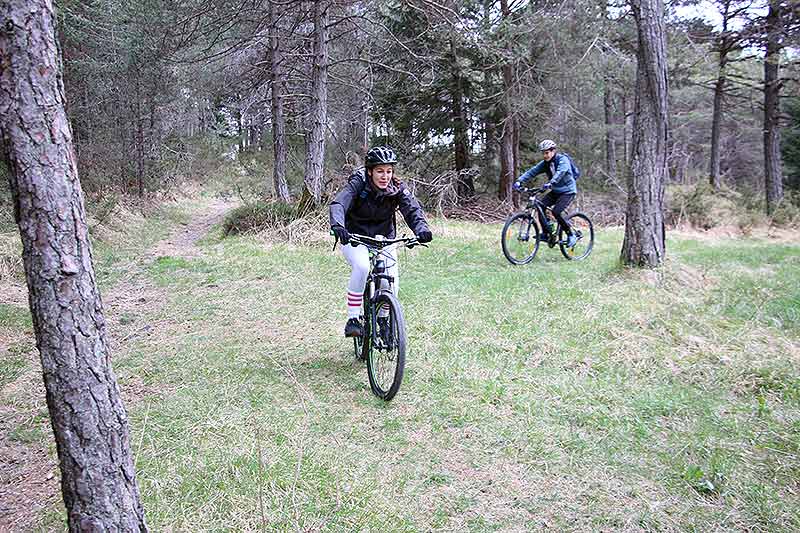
[542,148,556,162]
[369,164,394,189]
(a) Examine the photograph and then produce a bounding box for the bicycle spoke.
[501,213,539,265]
[559,213,594,260]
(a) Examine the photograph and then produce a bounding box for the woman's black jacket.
[329,170,429,239]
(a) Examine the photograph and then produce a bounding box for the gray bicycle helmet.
[365,146,398,168]
[538,139,557,151]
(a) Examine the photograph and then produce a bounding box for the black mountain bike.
[501,186,594,265]
[338,233,426,401]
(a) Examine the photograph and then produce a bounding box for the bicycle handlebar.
[519,186,548,194]
[348,233,427,249]
[330,231,428,250]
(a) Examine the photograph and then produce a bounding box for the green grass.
[0,199,203,532]
[97,219,800,531]
[0,303,33,387]
[11,205,800,531]
[91,201,195,289]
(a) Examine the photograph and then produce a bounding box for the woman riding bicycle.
[513,139,579,248]
[329,146,432,338]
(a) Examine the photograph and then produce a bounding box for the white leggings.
[341,243,398,319]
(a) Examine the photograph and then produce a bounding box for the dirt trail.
[0,199,235,531]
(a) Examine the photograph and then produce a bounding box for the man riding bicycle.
[513,139,578,248]
[329,146,432,339]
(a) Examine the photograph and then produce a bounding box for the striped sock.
[377,302,389,318]
[347,291,363,319]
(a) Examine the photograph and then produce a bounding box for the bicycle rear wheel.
[558,212,594,260]
[366,292,406,401]
[501,212,540,265]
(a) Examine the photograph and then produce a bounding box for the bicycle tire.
[366,291,406,401]
[501,212,540,265]
[558,212,594,260]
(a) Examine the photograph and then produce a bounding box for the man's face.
[542,148,556,162]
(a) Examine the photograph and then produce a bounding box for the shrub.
[769,191,800,228]
[668,183,742,229]
[222,201,300,236]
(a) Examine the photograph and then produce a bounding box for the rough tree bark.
[268,0,290,202]
[0,1,148,530]
[621,0,669,268]
[498,89,515,201]
[450,33,474,198]
[709,0,737,189]
[604,77,617,180]
[621,92,630,168]
[498,0,517,203]
[763,0,784,214]
[300,0,329,211]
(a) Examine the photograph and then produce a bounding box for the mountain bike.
[501,186,594,265]
[336,233,426,401]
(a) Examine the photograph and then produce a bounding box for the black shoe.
[377,316,393,349]
[344,318,364,338]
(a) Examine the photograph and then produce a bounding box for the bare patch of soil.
[0,283,27,308]
[149,199,232,259]
[0,199,235,531]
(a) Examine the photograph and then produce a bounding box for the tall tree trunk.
[0,1,148,530]
[709,2,734,190]
[763,0,784,215]
[134,73,145,198]
[450,34,473,198]
[268,0,290,202]
[482,70,496,183]
[498,0,516,203]
[300,0,329,211]
[709,71,725,189]
[621,0,668,268]
[621,92,630,168]
[604,77,617,180]
[499,69,514,202]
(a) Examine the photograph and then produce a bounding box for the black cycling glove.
[332,225,350,244]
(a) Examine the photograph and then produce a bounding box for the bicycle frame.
[525,193,557,234]
[362,246,397,342]
[342,234,421,349]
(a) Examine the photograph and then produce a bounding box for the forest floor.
[1,196,799,531]
[0,197,234,531]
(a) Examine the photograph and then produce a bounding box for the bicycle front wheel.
[559,212,594,260]
[501,212,540,265]
[366,292,406,401]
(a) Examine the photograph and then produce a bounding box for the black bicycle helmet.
[364,146,397,168]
